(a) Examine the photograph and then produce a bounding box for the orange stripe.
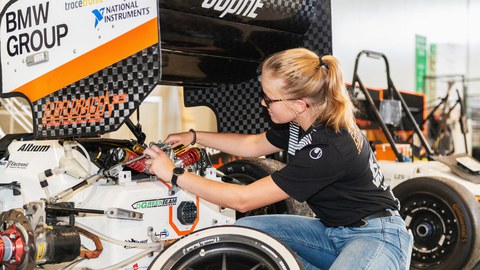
[13,18,158,102]
[169,196,200,236]
[159,179,172,189]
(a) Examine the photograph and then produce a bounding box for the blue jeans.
[235,214,413,270]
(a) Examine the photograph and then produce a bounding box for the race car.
[0,0,331,269]
[2,0,479,269]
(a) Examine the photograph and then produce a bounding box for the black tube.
[44,226,81,264]
[352,51,403,162]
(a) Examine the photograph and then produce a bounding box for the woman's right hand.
[164,130,195,148]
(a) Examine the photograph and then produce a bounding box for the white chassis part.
[0,140,235,269]
[380,159,480,196]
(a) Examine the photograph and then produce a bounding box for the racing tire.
[218,158,314,217]
[148,225,306,270]
[393,177,480,270]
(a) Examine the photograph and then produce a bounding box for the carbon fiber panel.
[32,45,160,138]
[184,0,332,134]
[159,0,314,34]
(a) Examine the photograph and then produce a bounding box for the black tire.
[393,177,480,270]
[218,158,314,217]
[148,225,305,270]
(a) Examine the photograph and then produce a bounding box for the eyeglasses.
[262,95,298,108]
[262,94,310,108]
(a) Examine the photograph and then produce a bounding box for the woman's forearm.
[195,131,280,157]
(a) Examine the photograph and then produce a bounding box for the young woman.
[144,48,413,270]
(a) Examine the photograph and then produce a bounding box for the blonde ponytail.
[262,48,359,135]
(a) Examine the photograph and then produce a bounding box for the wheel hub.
[401,195,457,267]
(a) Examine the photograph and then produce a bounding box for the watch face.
[173,167,185,175]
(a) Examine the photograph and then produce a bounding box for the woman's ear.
[295,100,309,114]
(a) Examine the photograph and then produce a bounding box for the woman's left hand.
[143,144,175,182]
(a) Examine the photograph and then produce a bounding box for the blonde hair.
[262,48,358,134]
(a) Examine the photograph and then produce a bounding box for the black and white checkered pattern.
[184,0,332,134]
[32,45,161,139]
[262,0,317,34]
[184,76,270,134]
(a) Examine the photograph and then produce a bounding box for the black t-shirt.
[266,122,399,227]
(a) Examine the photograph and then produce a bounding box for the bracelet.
[189,129,197,145]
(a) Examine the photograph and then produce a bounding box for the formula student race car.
[0,136,306,269]
[2,0,479,269]
[351,51,480,270]
[0,0,332,269]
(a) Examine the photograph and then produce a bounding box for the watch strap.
[171,174,178,186]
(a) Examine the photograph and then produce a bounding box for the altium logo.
[18,144,51,152]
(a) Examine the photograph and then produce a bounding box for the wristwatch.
[171,167,185,186]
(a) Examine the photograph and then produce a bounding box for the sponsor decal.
[92,1,150,29]
[201,0,264,18]
[0,159,7,167]
[41,90,127,127]
[124,238,148,249]
[184,237,220,253]
[92,8,106,28]
[6,161,29,169]
[154,229,169,239]
[452,203,468,243]
[18,143,50,152]
[309,147,323,160]
[131,197,177,209]
[5,2,69,57]
[65,0,105,11]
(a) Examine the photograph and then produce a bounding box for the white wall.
[331,0,480,153]
[467,1,480,80]
[331,0,474,92]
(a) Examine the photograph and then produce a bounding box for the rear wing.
[1,0,332,139]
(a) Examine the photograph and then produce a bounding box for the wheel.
[393,177,480,270]
[218,158,314,217]
[148,225,305,270]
